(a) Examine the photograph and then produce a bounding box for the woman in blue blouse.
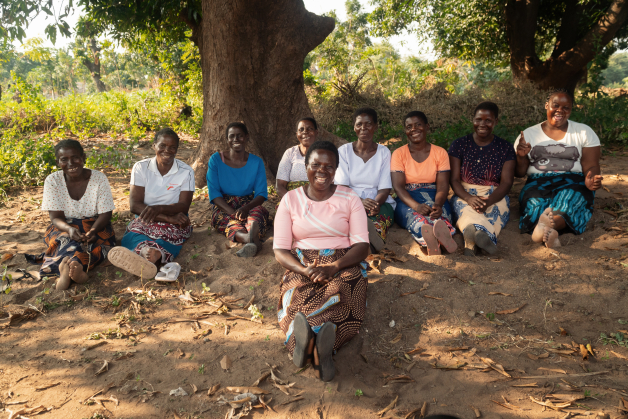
[207,122,269,257]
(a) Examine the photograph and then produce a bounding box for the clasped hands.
[413,203,443,219]
[139,205,190,227]
[302,258,338,285]
[68,227,98,245]
[362,198,380,217]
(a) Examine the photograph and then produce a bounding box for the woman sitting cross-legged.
[276,117,318,200]
[274,140,370,382]
[26,139,116,290]
[335,107,395,253]
[108,128,195,279]
[207,122,270,257]
[515,89,603,248]
[392,111,457,255]
[448,101,516,255]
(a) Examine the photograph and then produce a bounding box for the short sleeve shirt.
[276,145,308,182]
[42,170,115,219]
[390,144,450,184]
[514,120,601,176]
[448,134,516,186]
[130,158,195,206]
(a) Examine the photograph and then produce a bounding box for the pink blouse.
[273,185,368,250]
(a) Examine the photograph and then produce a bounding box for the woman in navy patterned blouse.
[448,102,516,255]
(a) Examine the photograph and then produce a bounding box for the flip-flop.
[474,230,497,255]
[315,322,336,382]
[292,312,313,368]
[463,227,478,256]
[155,262,181,282]
[248,220,262,249]
[108,246,158,279]
[367,219,385,253]
[236,243,258,258]
[421,224,441,256]
[433,220,457,253]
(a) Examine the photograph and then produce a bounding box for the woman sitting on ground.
[207,122,269,257]
[276,117,318,199]
[335,107,395,253]
[392,111,457,255]
[26,139,116,290]
[274,140,369,382]
[109,128,194,279]
[449,101,515,255]
[515,89,603,248]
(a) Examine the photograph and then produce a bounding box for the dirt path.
[1,139,628,419]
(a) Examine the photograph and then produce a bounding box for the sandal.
[474,230,497,255]
[315,322,336,382]
[433,220,457,253]
[421,224,441,256]
[108,246,158,279]
[292,312,313,368]
[155,262,181,282]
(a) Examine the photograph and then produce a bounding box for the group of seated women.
[27,88,602,382]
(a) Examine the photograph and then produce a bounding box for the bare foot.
[146,248,162,264]
[56,257,72,290]
[69,260,89,284]
[543,227,561,248]
[532,207,554,243]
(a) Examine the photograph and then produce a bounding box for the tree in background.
[369,0,628,92]
[601,51,628,86]
[75,18,108,92]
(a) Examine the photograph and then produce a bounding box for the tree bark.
[506,0,628,93]
[190,0,337,186]
[81,38,108,93]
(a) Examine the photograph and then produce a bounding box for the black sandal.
[292,312,313,368]
[315,322,336,382]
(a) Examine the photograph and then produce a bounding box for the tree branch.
[505,0,542,77]
[551,0,585,59]
[179,7,201,48]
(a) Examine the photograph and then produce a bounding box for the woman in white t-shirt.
[26,140,116,290]
[335,107,395,252]
[514,89,603,248]
[109,128,195,279]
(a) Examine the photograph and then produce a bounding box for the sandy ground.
[1,138,628,419]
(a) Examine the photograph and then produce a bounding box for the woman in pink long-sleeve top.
[274,140,370,382]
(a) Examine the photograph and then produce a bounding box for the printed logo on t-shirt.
[530,144,580,172]
[166,183,180,191]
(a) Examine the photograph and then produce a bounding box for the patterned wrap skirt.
[369,202,394,242]
[519,172,594,235]
[209,194,270,241]
[26,217,116,278]
[450,182,510,245]
[278,248,368,355]
[394,183,456,246]
[121,217,192,263]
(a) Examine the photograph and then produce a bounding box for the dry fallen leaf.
[471,406,481,418]
[559,327,569,336]
[226,386,270,395]
[538,367,567,374]
[1,253,14,264]
[580,344,589,360]
[446,346,470,352]
[252,371,270,387]
[423,295,443,300]
[512,383,538,387]
[527,353,539,360]
[390,334,402,344]
[95,360,109,376]
[220,355,232,370]
[208,384,220,396]
[488,292,512,296]
[377,395,398,417]
[611,351,628,361]
[35,382,61,391]
[400,291,418,297]
[406,347,424,355]
[586,343,595,357]
[420,401,428,418]
[491,396,522,411]
[496,304,526,315]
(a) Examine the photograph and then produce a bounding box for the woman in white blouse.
[26,139,116,290]
[335,108,395,252]
[275,117,318,199]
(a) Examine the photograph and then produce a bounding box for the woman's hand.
[429,204,443,219]
[585,171,603,191]
[170,213,191,228]
[303,259,338,284]
[467,196,488,213]
[84,229,99,243]
[68,227,83,242]
[234,205,251,221]
[362,198,380,217]
[516,131,531,157]
[139,205,162,223]
[413,203,432,216]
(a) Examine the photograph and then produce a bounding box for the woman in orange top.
[392,111,457,255]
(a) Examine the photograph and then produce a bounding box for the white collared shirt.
[130,157,195,206]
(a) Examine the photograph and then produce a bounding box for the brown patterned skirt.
[278,248,368,354]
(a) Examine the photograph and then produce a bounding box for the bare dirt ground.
[1,138,628,419]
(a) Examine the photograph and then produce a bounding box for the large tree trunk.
[189,0,336,186]
[81,38,108,93]
[506,0,628,93]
